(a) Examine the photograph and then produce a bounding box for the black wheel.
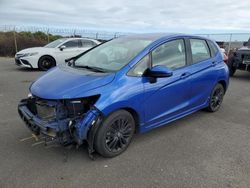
[228,57,236,76]
[229,66,236,76]
[94,110,135,158]
[38,56,56,71]
[206,83,225,112]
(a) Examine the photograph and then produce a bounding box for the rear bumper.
[237,62,250,71]
[232,56,250,71]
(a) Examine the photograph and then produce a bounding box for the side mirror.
[59,45,66,51]
[66,59,75,66]
[145,65,173,78]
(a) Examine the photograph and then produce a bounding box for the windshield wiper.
[75,65,109,73]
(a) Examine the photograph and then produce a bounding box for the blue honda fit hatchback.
[18,33,229,158]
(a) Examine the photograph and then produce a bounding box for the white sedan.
[15,38,101,70]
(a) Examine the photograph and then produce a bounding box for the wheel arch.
[38,55,57,65]
[100,105,141,134]
[218,80,227,92]
[121,107,140,133]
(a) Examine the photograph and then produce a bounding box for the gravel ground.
[0,57,249,188]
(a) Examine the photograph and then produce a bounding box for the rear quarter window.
[190,39,211,64]
[207,40,219,57]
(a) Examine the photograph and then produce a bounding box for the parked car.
[18,33,229,158]
[15,38,100,70]
[228,39,250,76]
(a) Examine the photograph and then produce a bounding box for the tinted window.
[190,39,210,63]
[63,40,79,48]
[207,40,219,57]
[127,55,150,76]
[152,39,186,70]
[80,40,96,48]
[44,38,67,48]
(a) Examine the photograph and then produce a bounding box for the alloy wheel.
[210,87,224,111]
[105,118,133,152]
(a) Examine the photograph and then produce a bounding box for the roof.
[122,33,208,42]
[63,37,100,42]
[122,33,177,40]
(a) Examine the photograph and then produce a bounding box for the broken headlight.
[64,99,87,117]
[63,95,100,118]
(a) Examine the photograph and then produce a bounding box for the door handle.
[180,72,190,79]
[212,61,216,66]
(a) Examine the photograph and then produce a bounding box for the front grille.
[243,54,250,61]
[15,58,21,65]
[36,100,56,120]
[238,63,246,70]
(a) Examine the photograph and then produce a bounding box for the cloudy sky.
[0,0,250,33]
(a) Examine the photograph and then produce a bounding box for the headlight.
[28,92,33,98]
[63,95,100,118]
[23,52,38,57]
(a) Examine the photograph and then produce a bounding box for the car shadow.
[17,67,42,72]
[133,110,207,143]
[17,109,212,162]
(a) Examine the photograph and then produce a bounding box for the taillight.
[223,54,228,64]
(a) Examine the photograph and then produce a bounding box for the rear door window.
[63,40,79,48]
[190,39,211,64]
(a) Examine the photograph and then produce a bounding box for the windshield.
[44,38,67,48]
[74,37,153,72]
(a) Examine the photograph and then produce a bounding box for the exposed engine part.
[36,100,56,120]
[18,95,102,159]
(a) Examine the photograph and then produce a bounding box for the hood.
[17,47,45,54]
[30,65,115,99]
[238,46,250,51]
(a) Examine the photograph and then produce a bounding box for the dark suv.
[228,38,250,76]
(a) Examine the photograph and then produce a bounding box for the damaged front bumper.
[18,98,102,149]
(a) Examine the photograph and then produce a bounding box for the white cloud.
[0,0,250,32]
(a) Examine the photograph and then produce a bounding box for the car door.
[186,38,219,109]
[56,39,81,63]
[143,39,192,129]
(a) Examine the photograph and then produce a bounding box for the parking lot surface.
[0,57,249,188]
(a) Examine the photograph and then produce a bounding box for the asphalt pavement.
[0,57,249,188]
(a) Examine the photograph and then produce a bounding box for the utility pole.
[228,34,232,56]
[13,26,18,53]
[47,28,50,43]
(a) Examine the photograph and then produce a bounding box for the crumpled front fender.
[74,108,103,145]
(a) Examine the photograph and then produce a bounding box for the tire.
[206,83,225,112]
[38,56,56,71]
[228,57,236,76]
[94,110,135,158]
[229,67,236,77]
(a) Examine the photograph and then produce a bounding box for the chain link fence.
[197,33,250,55]
[0,25,130,56]
[0,25,250,57]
